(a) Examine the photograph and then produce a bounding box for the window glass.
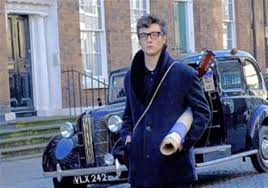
[17,20,26,59]
[218,60,243,90]
[79,0,106,77]
[244,60,261,89]
[7,18,14,61]
[109,72,126,102]
[222,0,236,49]
[173,0,194,53]
[129,0,149,56]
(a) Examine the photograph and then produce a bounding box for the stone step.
[0,132,58,148]
[0,153,42,162]
[0,124,62,139]
[8,116,77,128]
[14,110,37,118]
[0,116,77,160]
[0,143,47,160]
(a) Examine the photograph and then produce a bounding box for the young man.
[120,14,211,188]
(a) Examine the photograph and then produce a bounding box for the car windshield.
[109,71,126,103]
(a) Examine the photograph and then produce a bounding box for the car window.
[218,60,243,90]
[243,60,261,89]
[109,72,126,102]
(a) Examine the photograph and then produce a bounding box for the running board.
[195,149,258,168]
[195,145,231,163]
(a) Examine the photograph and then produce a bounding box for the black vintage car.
[43,49,268,188]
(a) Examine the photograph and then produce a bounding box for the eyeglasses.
[138,31,163,41]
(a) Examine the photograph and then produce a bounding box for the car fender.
[248,105,268,147]
[42,135,79,172]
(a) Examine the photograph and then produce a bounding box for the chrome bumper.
[43,159,128,182]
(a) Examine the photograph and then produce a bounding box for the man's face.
[138,23,167,57]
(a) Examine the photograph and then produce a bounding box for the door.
[7,15,34,111]
[218,58,249,153]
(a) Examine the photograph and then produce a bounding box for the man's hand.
[125,135,131,146]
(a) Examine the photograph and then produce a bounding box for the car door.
[218,58,249,153]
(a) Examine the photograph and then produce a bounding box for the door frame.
[5,0,63,116]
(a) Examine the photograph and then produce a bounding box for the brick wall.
[265,0,268,68]
[58,0,82,72]
[0,0,11,113]
[58,0,82,108]
[150,0,177,57]
[236,0,266,71]
[235,0,253,53]
[104,0,132,72]
[194,0,223,51]
[255,0,266,71]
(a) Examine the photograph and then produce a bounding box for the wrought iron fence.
[62,68,108,116]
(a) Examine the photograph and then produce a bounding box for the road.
[1,157,268,188]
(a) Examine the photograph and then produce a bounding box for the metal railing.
[62,68,108,116]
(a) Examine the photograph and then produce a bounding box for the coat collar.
[130,44,173,104]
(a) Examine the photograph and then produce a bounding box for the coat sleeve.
[182,70,211,151]
[120,74,133,144]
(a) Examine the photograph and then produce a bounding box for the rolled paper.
[160,107,193,155]
[160,132,182,155]
[176,107,193,132]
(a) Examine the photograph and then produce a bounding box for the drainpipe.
[251,0,257,58]
[264,0,268,67]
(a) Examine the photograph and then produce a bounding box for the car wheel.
[53,177,87,188]
[251,126,268,172]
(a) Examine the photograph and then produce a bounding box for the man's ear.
[163,35,167,44]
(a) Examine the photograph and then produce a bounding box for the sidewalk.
[0,157,52,188]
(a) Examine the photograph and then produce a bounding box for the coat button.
[146,154,150,158]
[146,126,152,132]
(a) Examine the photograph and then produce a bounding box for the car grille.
[82,115,109,166]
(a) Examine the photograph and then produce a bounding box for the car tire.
[53,177,87,188]
[251,125,268,172]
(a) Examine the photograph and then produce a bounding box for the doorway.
[7,15,34,112]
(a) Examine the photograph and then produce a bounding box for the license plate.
[73,173,108,184]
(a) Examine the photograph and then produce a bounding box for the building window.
[222,0,236,49]
[129,0,150,56]
[79,0,107,80]
[173,0,195,53]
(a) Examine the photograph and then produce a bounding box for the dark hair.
[136,14,167,35]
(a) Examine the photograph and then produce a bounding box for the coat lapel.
[130,44,174,104]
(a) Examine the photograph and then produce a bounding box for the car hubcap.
[261,138,268,160]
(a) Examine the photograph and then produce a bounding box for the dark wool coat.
[120,47,211,187]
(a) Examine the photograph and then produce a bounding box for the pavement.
[2,156,268,188]
[0,157,53,188]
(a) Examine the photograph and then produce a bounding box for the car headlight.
[107,115,122,133]
[60,122,74,138]
[104,153,114,165]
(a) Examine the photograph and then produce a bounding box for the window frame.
[222,0,236,49]
[129,0,150,57]
[79,0,108,88]
[173,0,195,53]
